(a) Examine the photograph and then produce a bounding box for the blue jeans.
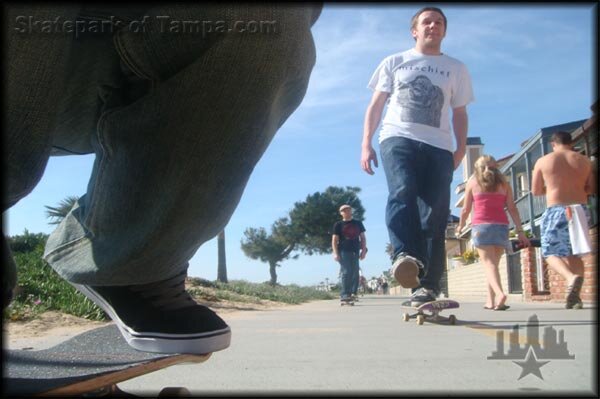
[4,5,320,287]
[338,251,359,300]
[351,267,360,296]
[472,224,509,248]
[380,137,453,294]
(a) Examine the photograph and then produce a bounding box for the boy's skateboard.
[340,299,355,306]
[401,299,459,325]
[4,324,210,397]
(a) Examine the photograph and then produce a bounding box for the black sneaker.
[565,276,584,309]
[72,272,231,354]
[410,287,437,307]
[391,253,423,289]
[570,299,584,310]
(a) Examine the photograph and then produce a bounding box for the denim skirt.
[472,224,509,247]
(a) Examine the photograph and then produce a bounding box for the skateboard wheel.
[159,387,191,397]
[416,315,425,325]
[402,313,410,322]
[448,314,456,325]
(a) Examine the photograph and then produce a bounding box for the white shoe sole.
[392,258,420,288]
[73,283,231,354]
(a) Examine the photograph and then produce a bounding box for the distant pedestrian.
[377,277,384,295]
[359,274,368,296]
[532,131,595,309]
[353,267,365,300]
[332,205,367,304]
[456,155,530,310]
[382,280,389,295]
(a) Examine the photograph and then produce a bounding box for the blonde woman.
[456,155,530,310]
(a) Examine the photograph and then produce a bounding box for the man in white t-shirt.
[360,7,474,306]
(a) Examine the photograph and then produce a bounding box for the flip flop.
[493,304,510,311]
[483,306,494,310]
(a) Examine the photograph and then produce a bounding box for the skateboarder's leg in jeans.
[4,4,321,354]
[350,263,360,300]
[380,137,453,306]
[338,251,359,302]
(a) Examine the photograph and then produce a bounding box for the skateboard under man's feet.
[401,299,460,325]
[340,298,355,306]
[4,324,210,397]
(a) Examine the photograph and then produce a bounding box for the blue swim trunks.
[541,204,590,257]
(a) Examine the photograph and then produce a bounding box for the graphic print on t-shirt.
[342,222,361,241]
[393,74,444,128]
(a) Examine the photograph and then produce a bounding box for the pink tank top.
[472,192,509,225]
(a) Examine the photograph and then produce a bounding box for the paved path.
[118,295,596,396]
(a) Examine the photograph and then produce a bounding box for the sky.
[4,3,597,287]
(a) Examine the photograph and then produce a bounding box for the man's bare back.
[532,148,593,207]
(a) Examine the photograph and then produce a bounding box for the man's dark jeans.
[4,4,320,288]
[339,250,359,300]
[380,136,453,294]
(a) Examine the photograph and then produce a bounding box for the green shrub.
[509,229,534,238]
[4,238,107,322]
[461,249,479,264]
[8,230,48,254]
[188,279,336,304]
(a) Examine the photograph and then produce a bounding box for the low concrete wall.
[388,286,411,297]
[447,256,511,302]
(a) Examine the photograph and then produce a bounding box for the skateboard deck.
[4,324,210,397]
[340,300,355,306]
[401,299,459,325]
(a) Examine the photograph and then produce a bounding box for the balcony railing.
[508,192,546,229]
[532,194,547,217]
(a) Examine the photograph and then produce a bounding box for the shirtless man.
[532,131,596,308]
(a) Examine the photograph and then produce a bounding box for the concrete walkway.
[119,295,596,396]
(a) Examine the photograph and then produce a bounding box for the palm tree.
[45,196,79,225]
[217,230,228,283]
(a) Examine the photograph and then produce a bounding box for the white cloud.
[303,7,413,109]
